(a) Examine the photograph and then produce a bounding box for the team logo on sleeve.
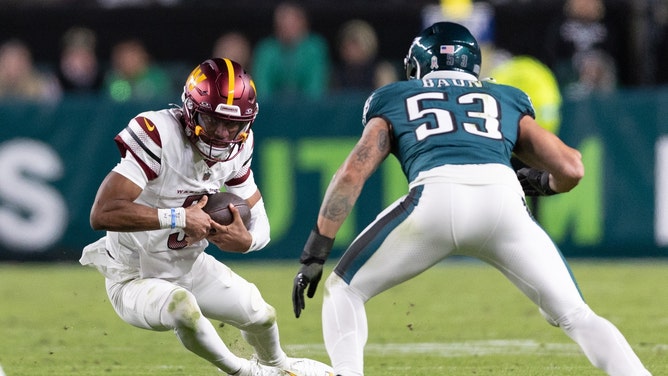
[143,117,155,131]
[131,115,162,148]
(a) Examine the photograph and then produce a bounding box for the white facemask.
[194,138,233,161]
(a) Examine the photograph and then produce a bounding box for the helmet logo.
[186,67,207,92]
[430,56,439,70]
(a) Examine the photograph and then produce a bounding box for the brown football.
[202,192,251,228]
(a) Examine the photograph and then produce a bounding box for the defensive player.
[292,22,651,376]
[81,58,332,376]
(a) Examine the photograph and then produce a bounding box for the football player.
[81,58,332,376]
[292,22,652,376]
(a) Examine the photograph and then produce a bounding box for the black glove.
[516,167,557,196]
[292,227,335,318]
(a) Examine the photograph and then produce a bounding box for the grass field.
[0,259,666,375]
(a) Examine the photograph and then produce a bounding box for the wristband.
[173,207,186,228]
[518,168,557,196]
[299,226,335,265]
[158,207,187,229]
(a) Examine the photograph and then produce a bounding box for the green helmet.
[404,22,482,80]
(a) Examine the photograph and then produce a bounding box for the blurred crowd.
[0,0,666,105]
[0,1,401,104]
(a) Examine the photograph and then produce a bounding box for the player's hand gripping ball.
[202,192,251,228]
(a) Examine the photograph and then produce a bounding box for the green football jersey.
[362,75,535,182]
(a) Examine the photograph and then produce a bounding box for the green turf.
[0,259,666,375]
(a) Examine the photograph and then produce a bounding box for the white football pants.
[323,181,651,376]
[105,252,287,374]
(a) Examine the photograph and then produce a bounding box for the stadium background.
[0,1,648,87]
[1,0,667,262]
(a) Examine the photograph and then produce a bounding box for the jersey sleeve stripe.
[114,125,161,180]
[226,166,251,186]
[126,126,161,163]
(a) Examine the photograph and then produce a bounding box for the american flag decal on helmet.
[440,45,455,54]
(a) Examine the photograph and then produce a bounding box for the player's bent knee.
[242,284,277,330]
[324,272,345,292]
[259,304,277,328]
[165,288,202,330]
[324,273,363,300]
[542,304,592,329]
[240,304,276,332]
[539,307,559,327]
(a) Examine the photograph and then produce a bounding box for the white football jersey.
[102,108,259,280]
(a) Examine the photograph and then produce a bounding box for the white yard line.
[288,339,666,357]
[363,340,582,356]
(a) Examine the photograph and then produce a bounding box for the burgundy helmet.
[182,58,259,162]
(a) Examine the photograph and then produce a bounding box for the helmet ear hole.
[406,64,414,80]
[404,56,418,80]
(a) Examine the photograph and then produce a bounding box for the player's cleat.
[228,357,290,376]
[279,357,335,376]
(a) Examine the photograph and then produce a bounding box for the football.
[202,191,251,228]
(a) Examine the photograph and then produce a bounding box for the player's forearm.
[316,175,364,238]
[90,202,163,232]
[315,121,387,237]
[549,150,584,193]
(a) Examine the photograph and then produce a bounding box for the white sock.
[241,321,288,367]
[322,276,366,376]
[560,305,651,376]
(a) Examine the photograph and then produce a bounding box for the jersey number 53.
[407,92,502,141]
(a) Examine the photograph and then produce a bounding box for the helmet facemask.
[191,110,251,162]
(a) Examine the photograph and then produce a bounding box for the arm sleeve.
[244,197,270,252]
